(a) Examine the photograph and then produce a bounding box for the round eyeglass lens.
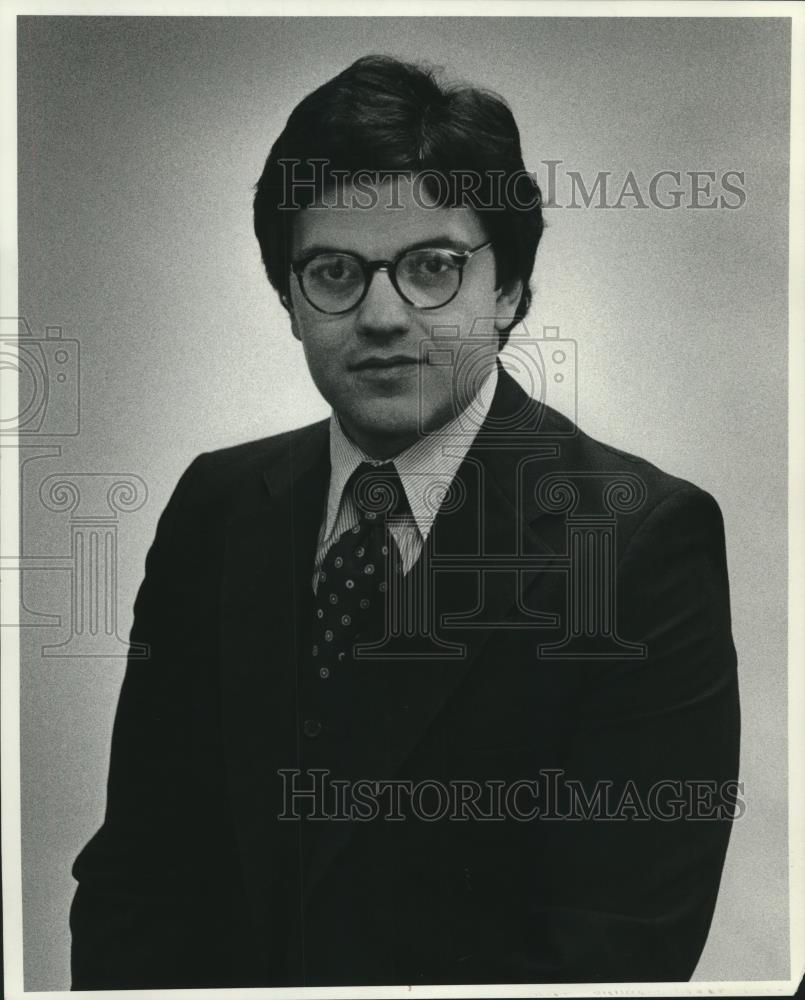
[396,248,462,308]
[301,254,365,312]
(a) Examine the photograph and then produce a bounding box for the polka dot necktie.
[310,462,409,675]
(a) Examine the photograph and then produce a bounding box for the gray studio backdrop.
[16,16,789,990]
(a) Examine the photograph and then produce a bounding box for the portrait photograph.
[1,4,802,997]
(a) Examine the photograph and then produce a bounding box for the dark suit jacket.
[70,367,740,988]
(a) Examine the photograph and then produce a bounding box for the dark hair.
[253,55,544,348]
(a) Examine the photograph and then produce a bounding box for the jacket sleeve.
[70,453,241,989]
[525,485,741,982]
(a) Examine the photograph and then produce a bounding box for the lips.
[350,356,421,371]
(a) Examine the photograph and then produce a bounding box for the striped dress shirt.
[312,364,498,591]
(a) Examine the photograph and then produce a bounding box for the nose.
[353,267,411,338]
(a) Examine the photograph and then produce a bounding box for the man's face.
[287,177,522,459]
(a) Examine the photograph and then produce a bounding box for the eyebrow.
[293,236,476,261]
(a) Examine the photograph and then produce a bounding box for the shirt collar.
[325,362,498,542]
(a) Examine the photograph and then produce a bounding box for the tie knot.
[349,462,409,521]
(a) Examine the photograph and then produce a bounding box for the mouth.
[349,356,422,372]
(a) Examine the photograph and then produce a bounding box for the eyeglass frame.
[288,240,494,315]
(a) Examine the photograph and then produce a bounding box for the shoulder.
[199,417,328,473]
[494,366,720,531]
[532,400,726,552]
[165,418,329,513]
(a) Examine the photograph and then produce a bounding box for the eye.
[307,255,362,284]
[417,251,453,274]
[401,249,458,281]
[323,261,344,278]
[419,253,450,274]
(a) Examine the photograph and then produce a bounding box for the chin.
[361,413,422,442]
[338,403,420,452]
[350,396,419,427]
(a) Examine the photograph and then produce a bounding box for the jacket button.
[303,719,322,739]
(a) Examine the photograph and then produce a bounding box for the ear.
[289,313,302,343]
[493,276,523,332]
[281,292,303,342]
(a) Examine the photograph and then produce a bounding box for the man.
[70,55,740,987]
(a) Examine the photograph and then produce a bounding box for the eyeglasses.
[289,241,493,315]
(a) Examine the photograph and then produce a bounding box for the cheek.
[429,277,500,340]
[466,284,501,324]
[416,364,450,416]
[427,301,498,345]
[302,333,340,380]
[295,312,347,366]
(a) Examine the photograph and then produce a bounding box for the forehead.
[290,177,488,258]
